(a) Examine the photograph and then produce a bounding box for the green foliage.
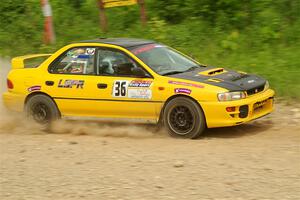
[0,0,299,99]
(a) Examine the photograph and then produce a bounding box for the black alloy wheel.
[163,97,206,139]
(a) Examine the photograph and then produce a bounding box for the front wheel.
[25,94,60,124]
[163,97,206,139]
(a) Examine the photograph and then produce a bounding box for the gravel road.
[0,58,299,200]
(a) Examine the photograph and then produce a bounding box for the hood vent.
[199,68,227,76]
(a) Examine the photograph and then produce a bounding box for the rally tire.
[163,97,206,139]
[25,94,60,124]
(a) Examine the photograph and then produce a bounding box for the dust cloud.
[0,58,164,138]
[50,120,162,138]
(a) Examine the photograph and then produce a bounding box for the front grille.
[247,84,264,96]
[253,98,272,113]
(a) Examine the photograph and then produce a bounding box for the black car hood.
[168,66,266,93]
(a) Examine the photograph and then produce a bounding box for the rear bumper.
[200,89,275,128]
[2,91,25,112]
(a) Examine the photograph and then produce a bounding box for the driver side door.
[91,47,161,121]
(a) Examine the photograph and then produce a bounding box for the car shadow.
[203,120,274,139]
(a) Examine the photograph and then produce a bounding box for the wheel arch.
[159,94,207,126]
[24,92,61,117]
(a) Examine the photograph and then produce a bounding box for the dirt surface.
[0,58,300,200]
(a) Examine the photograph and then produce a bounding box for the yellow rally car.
[2,38,275,138]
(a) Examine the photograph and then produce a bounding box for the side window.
[97,48,149,77]
[49,47,96,74]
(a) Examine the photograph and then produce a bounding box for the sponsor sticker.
[174,88,192,95]
[128,80,152,88]
[128,89,152,99]
[58,79,84,89]
[168,80,204,88]
[131,44,164,55]
[86,48,95,55]
[77,54,91,59]
[28,86,41,92]
[254,99,268,110]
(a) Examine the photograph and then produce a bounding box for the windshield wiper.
[186,65,200,72]
[161,65,202,76]
[161,70,185,76]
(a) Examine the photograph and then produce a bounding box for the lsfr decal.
[58,79,84,89]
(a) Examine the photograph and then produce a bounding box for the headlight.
[217,91,246,101]
[264,81,269,91]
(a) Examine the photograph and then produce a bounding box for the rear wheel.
[25,94,60,124]
[163,97,206,139]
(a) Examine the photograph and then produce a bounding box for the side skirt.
[61,116,158,125]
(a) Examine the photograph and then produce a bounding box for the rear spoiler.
[11,54,52,69]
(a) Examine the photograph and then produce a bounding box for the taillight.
[7,79,14,89]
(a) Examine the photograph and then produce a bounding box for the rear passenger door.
[45,46,103,116]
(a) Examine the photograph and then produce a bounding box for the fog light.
[226,107,236,112]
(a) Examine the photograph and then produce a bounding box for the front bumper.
[200,89,275,128]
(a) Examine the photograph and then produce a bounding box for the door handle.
[97,83,107,89]
[45,81,54,86]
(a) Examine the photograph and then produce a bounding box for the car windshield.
[130,44,203,75]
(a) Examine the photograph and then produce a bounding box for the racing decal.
[67,48,95,58]
[128,89,152,99]
[58,79,84,89]
[128,80,152,88]
[131,44,164,55]
[174,88,192,95]
[168,80,204,88]
[28,85,41,92]
[131,44,156,55]
[112,80,153,99]
[86,48,95,55]
[67,51,75,58]
[254,99,269,110]
[113,80,129,97]
[77,54,91,59]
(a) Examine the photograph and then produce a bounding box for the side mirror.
[132,67,151,78]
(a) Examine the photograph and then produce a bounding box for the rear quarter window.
[24,56,51,68]
[49,47,96,75]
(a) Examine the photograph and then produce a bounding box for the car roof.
[79,38,155,49]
